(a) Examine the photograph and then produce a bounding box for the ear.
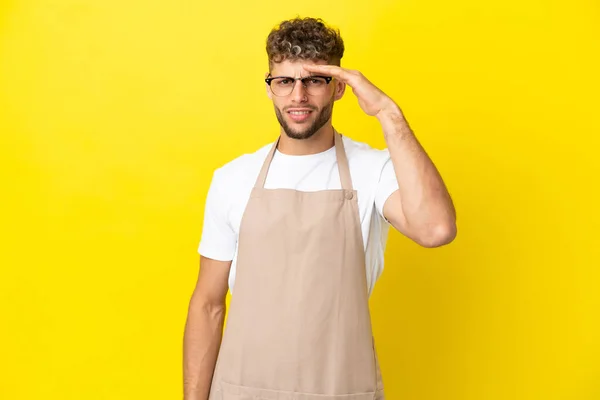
[265,72,273,100]
[333,79,346,101]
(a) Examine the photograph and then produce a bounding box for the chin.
[283,128,315,140]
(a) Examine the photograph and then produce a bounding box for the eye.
[275,78,292,86]
[306,77,326,86]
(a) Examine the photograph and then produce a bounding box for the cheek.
[272,99,284,110]
[320,94,336,109]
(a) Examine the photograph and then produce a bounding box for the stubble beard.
[275,99,334,140]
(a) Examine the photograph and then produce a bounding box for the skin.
[183,256,230,400]
[266,58,346,155]
[266,61,345,146]
[301,62,457,248]
[183,57,457,400]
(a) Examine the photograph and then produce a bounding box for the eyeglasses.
[265,75,333,97]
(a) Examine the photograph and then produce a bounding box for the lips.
[286,108,314,122]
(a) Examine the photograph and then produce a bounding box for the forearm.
[183,297,226,400]
[377,106,456,240]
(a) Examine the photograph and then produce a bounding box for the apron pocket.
[220,381,377,400]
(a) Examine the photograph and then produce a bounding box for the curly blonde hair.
[266,17,345,69]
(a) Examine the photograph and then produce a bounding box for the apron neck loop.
[254,128,354,191]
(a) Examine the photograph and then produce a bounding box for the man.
[183,17,456,400]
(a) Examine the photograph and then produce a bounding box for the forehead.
[270,59,329,77]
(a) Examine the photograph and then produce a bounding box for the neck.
[277,124,335,155]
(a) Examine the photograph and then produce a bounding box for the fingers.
[302,64,355,82]
[302,64,345,75]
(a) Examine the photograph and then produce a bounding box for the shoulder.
[341,134,391,168]
[210,142,273,189]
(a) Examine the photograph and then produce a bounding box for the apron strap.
[333,130,353,191]
[254,128,354,191]
[254,137,280,189]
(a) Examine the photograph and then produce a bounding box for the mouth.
[286,109,314,122]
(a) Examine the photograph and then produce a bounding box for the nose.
[290,79,308,103]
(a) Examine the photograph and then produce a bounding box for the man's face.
[266,59,345,140]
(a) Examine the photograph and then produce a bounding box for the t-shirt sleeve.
[374,155,400,222]
[197,169,237,261]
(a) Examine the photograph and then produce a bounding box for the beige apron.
[208,131,385,399]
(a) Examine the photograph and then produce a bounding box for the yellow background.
[1,0,599,399]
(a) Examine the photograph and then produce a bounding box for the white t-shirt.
[198,135,399,296]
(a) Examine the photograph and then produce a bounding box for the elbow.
[189,292,227,319]
[417,221,457,248]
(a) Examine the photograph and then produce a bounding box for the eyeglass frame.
[265,74,333,96]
